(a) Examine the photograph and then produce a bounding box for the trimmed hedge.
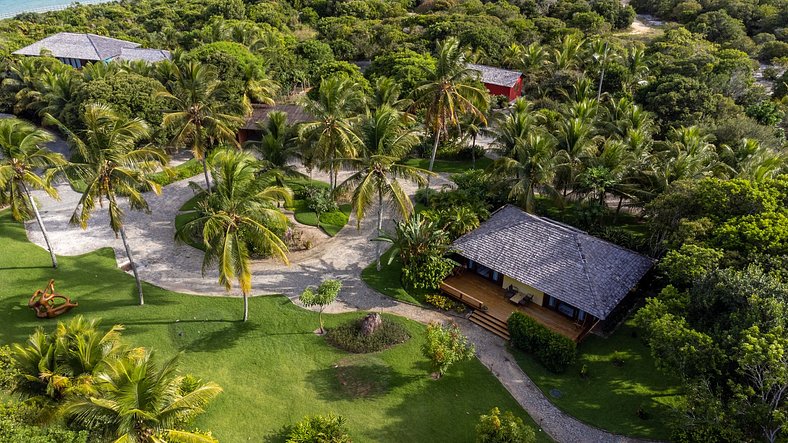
[507,312,577,373]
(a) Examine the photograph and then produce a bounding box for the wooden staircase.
[469,309,510,340]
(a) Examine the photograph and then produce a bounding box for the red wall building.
[467,64,524,101]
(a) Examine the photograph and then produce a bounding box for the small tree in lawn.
[422,321,475,378]
[300,279,342,334]
[476,407,536,443]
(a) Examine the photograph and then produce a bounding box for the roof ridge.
[571,231,602,316]
[85,33,102,60]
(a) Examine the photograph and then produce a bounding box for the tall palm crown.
[64,352,222,443]
[159,61,245,192]
[647,126,719,192]
[245,110,303,179]
[494,132,563,213]
[411,37,489,173]
[335,106,429,269]
[489,98,541,157]
[51,103,168,305]
[177,149,291,321]
[299,75,365,190]
[0,118,65,268]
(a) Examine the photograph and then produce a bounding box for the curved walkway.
[25,167,650,443]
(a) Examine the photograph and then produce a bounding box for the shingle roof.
[452,205,654,319]
[12,33,140,61]
[467,63,523,87]
[115,48,171,63]
[242,104,313,131]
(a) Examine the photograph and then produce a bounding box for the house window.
[578,310,586,321]
[557,303,576,318]
[547,295,557,308]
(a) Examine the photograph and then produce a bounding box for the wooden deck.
[440,273,589,342]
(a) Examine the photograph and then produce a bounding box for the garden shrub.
[508,312,577,373]
[0,345,17,392]
[423,321,475,377]
[319,209,349,229]
[286,413,351,443]
[425,294,463,312]
[402,255,455,290]
[475,407,535,443]
[325,317,410,353]
[303,184,338,216]
[0,401,88,443]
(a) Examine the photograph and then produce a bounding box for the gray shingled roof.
[12,33,140,61]
[242,104,313,130]
[452,205,654,319]
[467,63,523,87]
[115,48,172,63]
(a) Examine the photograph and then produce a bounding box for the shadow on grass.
[306,355,417,402]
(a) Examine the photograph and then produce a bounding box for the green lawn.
[402,157,493,174]
[361,249,429,306]
[512,320,681,440]
[292,200,352,237]
[0,211,550,442]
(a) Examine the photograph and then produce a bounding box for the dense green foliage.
[476,407,536,443]
[286,414,352,443]
[508,312,577,373]
[422,322,476,377]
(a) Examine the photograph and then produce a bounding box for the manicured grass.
[0,210,550,442]
[511,320,681,440]
[402,157,493,174]
[361,249,429,306]
[292,200,352,237]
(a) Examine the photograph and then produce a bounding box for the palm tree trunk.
[428,132,440,186]
[471,134,477,169]
[119,225,144,305]
[242,291,249,322]
[376,189,384,271]
[22,183,57,268]
[201,157,212,194]
[614,195,624,222]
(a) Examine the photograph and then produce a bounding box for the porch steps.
[469,309,510,340]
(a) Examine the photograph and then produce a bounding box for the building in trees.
[467,63,524,101]
[441,205,654,341]
[12,33,170,68]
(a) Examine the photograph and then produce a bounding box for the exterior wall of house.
[483,78,524,101]
[502,275,544,305]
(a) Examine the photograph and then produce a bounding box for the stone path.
[24,163,653,443]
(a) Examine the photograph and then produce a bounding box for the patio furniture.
[28,279,78,319]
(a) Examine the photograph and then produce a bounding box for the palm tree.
[722,138,785,181]
[299,75,365,190]
[176,149,291,321]
[411,37,489,175]
[64,351,222,443]
[551,34,586,72]
[555,116,596,197]
[0,118,66,268]
[494,132,563,213]
[160,61,245,193]
[38,70,82,124]
[622,46,649,95]
[375,213,449,269]
[49,103,168,306]
[245,110,304,179]
[12,316,124,400]
[646,126,718,193]
[370,76,412,113]
[335,106,430,270]
[488,98,541,157]
[240,63,279,113]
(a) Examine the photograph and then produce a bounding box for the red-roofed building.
[468,63,524,101]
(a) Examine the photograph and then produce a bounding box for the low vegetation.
[325,315,411,353]
[508,312,577,374]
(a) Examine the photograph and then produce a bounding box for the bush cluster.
[286,413,351,443]
[325,317,410,353]
[507,312,577,373]
[425,293,464,312]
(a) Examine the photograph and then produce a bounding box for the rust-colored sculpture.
[28,280,78,318]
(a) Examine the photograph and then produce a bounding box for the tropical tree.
[335,106,429,270]
[0,118,65,268]
[411,37,488,175]
[494,132,563,213]
[646,126,720,193]
[176,149,291,321]
[721,138,785,182]
[245,110,304,179]
[488,98,541,157]
[63,351,222,443]
[49,103,168,305]
[160,61,245,193]
[555,116,596,197]
[299,279,342,334]
[12,316,125,400]
[299,75,365,190]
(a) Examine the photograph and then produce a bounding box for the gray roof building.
[13,33,141,61]
[12,33,171,65]
[242,104,313,131]
[452,205,654,319]
[115,48,172,63]
[467,63,523,87]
